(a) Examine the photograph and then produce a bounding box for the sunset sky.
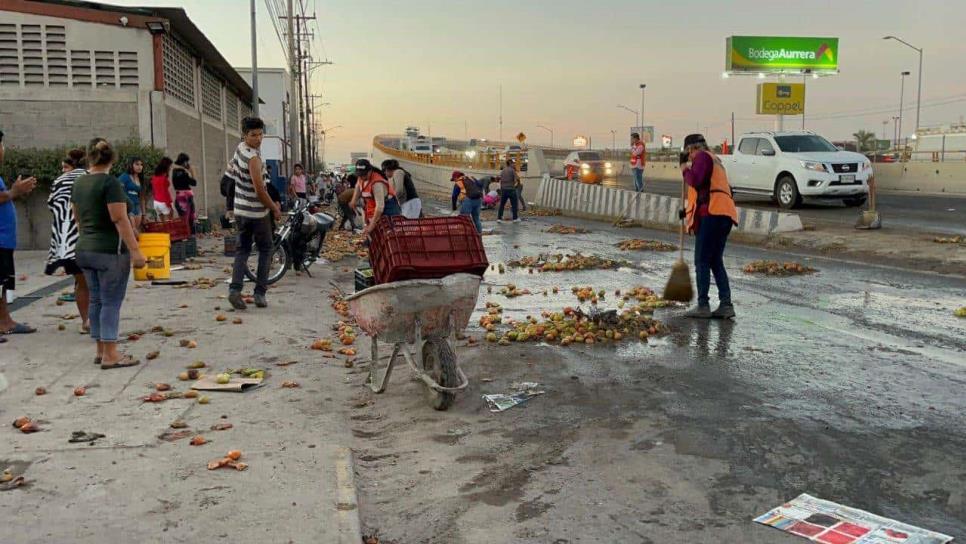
[109,0,966,164]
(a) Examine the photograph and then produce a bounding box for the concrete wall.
[0,89,141,149]
[12,190,51,252]
[163,103,234,220]
[534,175,803,235]
[872,162,966,195]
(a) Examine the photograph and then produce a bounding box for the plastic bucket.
[135,233,171,281]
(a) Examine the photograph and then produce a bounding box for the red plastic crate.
[369,215,488,284]
[143,217,191,241]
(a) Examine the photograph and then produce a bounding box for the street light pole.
[898,70,910,149]
[610,129,616,150]
[249,0,258,116]
[884,36,923,136]
[639,83,646,133]
[536,125,554,148]
[617,104,639,132]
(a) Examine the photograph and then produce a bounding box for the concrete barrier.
[534,175,803,235]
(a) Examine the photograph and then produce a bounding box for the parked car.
[722,131,872,209]
[563,151,614,184]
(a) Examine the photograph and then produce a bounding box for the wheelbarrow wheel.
[421,339,458,411]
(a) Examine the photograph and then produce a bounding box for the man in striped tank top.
[228,117,282,310]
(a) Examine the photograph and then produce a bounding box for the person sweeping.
[674,134,738,319]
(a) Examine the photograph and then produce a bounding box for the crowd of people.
[0,124,735,352]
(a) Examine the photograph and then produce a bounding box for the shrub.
[0,140,165,188]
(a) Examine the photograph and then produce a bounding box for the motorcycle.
[244,200,335,285]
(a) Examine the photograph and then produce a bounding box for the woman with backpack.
[382,159,421,219]
[451,171,483,233]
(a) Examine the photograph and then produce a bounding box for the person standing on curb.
[228,117,281,310]
[631,132,646,192]
[0,129,38,337]
[496,159,520,223]
[46,148,90,333]
[680,133,738,319]
[71,138,146,369]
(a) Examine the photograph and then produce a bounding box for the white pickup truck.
[722,131,872,209]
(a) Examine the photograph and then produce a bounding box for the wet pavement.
[352,207,966,542]
[600,174,966,236]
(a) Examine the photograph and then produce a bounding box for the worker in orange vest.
[630,132,646,192]
[680,134,738,319]
[350,159,401,237]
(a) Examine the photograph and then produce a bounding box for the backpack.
[463,176,483,200]
[220,171,235,198]
[402,169,419,200]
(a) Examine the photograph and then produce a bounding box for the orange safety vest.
[360,172,396,222]
[685,150,738,234]
[630,142,646,168]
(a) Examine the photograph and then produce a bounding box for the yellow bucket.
[135,233,171,281]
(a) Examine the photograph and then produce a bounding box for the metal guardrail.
[373,137,528,172]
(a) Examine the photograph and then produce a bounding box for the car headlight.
[861,160,872,172]
[800,161,827,172]
[581,163,590,170]
[604,162,612,168]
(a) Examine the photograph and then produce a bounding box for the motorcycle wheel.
[244,244,289,285]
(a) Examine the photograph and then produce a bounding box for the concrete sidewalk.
[0,239,362,543]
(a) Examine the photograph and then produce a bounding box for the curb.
[535,175,803,235]
[333,446,363,544]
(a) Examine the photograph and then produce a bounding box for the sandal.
[100,355,140,369]
[2,323,36,335]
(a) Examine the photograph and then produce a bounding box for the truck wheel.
[775,176,802,209]
[843,197,867,208]
[421,339,458,411]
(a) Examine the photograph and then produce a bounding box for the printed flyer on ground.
[755,494,953,544]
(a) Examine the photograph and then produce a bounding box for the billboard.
[727,36,839,74]
[572,136,588,148]
[756,83,806,115]
[631,126,654,143]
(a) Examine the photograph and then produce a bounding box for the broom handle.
[679,177,686,261]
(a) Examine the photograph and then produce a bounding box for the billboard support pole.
[775,74,785,131]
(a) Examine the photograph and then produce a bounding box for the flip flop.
[100,355,140,370]
[58,293,76,302]
[2,323,36,335]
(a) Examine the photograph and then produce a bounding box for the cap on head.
[354,159,372,173]
[683,134,706,148]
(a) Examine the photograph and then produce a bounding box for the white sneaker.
[496,219,503,224]
[513,219,521,223]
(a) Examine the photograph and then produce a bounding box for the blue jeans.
[77,251,130,342]
[632,168,644,192]
[498,188,518,220]
[693,215,733,308]
[460,197,483,233]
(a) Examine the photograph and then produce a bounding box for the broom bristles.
[663,259,694,302]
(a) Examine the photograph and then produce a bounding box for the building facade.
[0,0,256,221]
[236,67,295,182]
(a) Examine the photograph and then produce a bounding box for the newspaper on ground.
[755,493,953,544]
[482,382,545,412]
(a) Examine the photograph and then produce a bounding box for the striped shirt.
[229,141,269,219]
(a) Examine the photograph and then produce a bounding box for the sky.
[109,0,966,164]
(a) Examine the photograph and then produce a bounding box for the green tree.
[853,130,876,153]
[0,140,164,188]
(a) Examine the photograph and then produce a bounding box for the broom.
[662,179,694,302]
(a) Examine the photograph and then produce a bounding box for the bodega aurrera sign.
[726,36,839,74]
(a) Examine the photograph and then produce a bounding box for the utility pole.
[286,0,298,176]
[295,16,306,168]
[898,70,910,149]
[250,0,258,116]
[730,112,735,149]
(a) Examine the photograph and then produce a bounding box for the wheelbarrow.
[341,273,480,410]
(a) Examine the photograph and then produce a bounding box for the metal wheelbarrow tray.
[344,273,481,410]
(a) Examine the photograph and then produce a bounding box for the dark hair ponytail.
[64,148,86,169]
[87,138,114,167]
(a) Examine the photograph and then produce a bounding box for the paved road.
[595,175,966,236]
[349,206,966,543]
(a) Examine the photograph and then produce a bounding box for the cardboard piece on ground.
[191,375,264,392]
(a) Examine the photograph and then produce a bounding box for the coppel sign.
[727,36,839,74]
[757,83,805,115]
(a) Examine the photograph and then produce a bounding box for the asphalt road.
[350,206,966,543]
[599,175,966,236]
